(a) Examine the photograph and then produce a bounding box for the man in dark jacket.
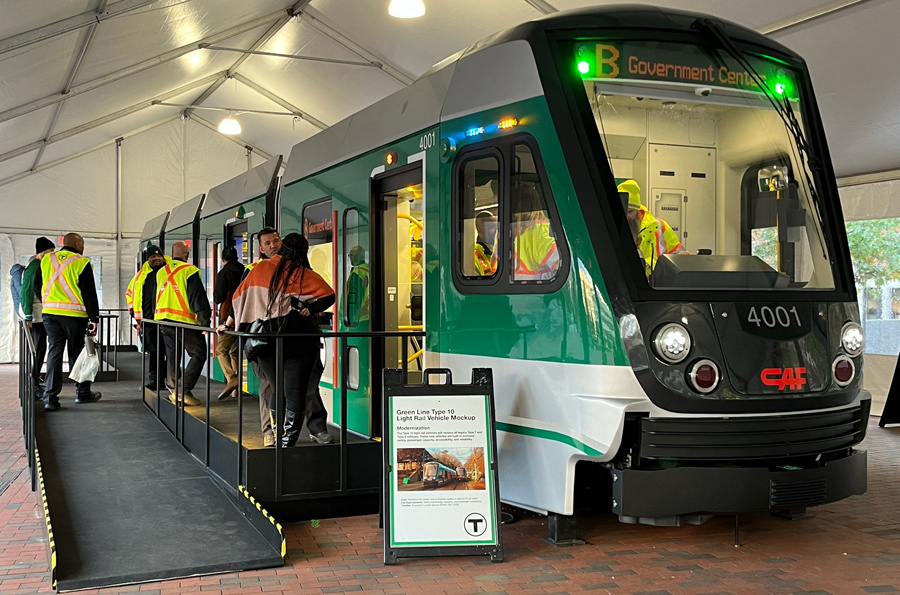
[36,234,100,411]
[140,245,168,390]
[19,237,56,399]
[213,246,244,399]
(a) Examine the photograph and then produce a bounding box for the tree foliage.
[845,218,900,289]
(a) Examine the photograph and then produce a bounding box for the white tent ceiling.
[0,0,897,192]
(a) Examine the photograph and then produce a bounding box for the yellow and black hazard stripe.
[239,485,285,559]
[34,449,56,590]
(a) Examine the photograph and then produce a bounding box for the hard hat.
[617,179,642,210]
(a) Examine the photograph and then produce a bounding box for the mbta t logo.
[760,367,807,391]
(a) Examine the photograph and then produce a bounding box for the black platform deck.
[34,353,283,591]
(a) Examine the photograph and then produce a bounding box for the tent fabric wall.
[840,176,900,222]
[0,234,18,363]
[121,119,185,235]
[0,147,117,235]
[186,119,257,201]
[0,119,252,361]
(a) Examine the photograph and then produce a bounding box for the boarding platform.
[20,327,283,591]
[135,321,423,520]
[141,360,383,514]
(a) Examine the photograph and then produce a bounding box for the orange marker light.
[498,118,518,130]
[386,152,398,165]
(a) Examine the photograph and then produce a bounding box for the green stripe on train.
[496,422,603,456]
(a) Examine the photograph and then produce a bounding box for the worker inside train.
[618,179,687,277]
[474,211,497,276]
[508,182,560,282]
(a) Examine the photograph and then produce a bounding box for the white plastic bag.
[69,334,100,383]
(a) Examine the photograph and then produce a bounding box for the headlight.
[840,322,864,356]
[653,323,691,364]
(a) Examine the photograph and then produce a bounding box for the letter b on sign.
[596,44,620,78]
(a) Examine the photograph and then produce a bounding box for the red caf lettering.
[760,367,807,391]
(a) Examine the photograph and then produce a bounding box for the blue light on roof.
[465,127,485,137]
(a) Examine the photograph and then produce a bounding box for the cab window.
[458,153,500,280]
[453,135,568,293]
[509,143,561,283]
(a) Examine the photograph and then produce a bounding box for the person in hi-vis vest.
[155,241,211,407]
[137,245,171,391]
[618,179,686,277]
[37,233,101,411]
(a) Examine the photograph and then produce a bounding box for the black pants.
[143,323,165,386]
[43,314,90,404]
[160,325,207,392]
[31,322,47,388]
[257,338,327,434]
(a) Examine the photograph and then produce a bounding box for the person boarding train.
[155,241,210,407]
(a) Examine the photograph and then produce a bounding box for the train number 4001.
[760,367,807,391]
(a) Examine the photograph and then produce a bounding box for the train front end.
[543,8,868,522]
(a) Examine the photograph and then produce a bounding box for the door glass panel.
[381,181,424,381]
[344,208,368,327]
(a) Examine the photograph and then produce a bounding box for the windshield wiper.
[692,18,829,259]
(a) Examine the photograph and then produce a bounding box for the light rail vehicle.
[140,5,869,524]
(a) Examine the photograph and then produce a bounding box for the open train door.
[369,162,425,438]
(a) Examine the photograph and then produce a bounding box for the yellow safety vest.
[132,257,172,321]
[636,207,683,276]
[474,243,493,276]
[125,263,150,314]
[347,263,369,325]
[125,271,138,309]
[513,221,560,281]
[155,261,201,325]
[41,250,90,318]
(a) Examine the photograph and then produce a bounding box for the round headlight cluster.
[653,323,691,364]
[841,322,864,356]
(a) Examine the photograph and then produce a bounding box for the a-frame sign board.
[382,368,503,565]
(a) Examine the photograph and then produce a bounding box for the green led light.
[577,60,590,74]
[775,82,786,95]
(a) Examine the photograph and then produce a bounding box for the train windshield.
[571,39,836,292]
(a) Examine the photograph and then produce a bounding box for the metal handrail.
[18,320,38,492]
[142,317,425,503]
[99,308,135,348]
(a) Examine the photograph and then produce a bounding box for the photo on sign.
[396,447,485,491]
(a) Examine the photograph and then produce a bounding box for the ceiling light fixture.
[218,114,241,135]
[389,0,425,18]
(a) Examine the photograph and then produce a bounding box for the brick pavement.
[1,363,899,594]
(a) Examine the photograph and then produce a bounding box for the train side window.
[302,198,335,324]
[509,143,561,284]
[343,208,369,328]
[457,154,501,280]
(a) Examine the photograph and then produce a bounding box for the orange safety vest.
[155,261,201,325]
[41,251,90,317]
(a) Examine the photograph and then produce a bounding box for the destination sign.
[574,41,795,96]
[302,200,333,245]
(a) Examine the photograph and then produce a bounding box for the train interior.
[580,48,837,292]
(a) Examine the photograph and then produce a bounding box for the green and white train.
[162,5,872,523]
